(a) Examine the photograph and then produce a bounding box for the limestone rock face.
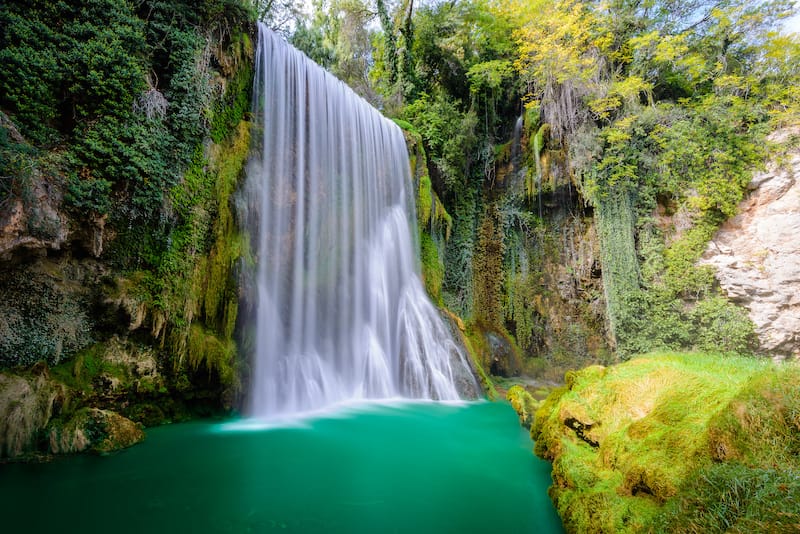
[0,114,68,262]
[701,130,800,358]
[0,363,68,458]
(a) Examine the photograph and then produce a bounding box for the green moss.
[187,324,237,387]
[472,205,505,328]
[210,37,254,143]
[48,407,145,454]
[654,464,800,533]
[506,385,539,428]
[145,119,249,385]
[461,326,498,400]
[420,232,444,303]
[533,352,800,533]
[50,344,116,393]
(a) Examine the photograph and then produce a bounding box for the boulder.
[48,408,145,454]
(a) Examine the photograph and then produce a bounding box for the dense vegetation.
[287,0,799,372]
[0,0,263,440]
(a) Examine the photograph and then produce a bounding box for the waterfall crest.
[243,23,479,417]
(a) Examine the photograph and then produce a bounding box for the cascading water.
[243,23,479,417]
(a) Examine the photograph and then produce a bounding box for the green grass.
[532,351,800,533]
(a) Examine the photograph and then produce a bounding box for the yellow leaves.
[588,95,623,120]
[614,75,652,104]
[589,76,651,120]
[676,53,709,82]
[523,96,540,111]
[603,115,636,145]
[505,0,602,85]
[593,29,615,55]
[654,35,689,64]
[710,7,732,30]
[713,74,752,96]
[629,30,660,51]
[630,31,689,66]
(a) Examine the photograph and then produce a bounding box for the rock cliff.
[701,130,800,358]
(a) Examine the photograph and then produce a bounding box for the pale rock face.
[700,130,800,358]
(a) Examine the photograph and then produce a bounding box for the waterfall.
[242,23,479,417]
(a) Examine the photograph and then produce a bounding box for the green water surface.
[1,401,563,533]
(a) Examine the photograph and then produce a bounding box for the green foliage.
[401,91,478,193]
[575,93,768,356]
[0,0,255,228]
[65,175,112,215]
[505,267,542,354]
[442,187,478,316]
[0,0,253,379]
[593,189,640,350]
[483,0,798,360]
[410,0,515,102]
[0,0,146,145]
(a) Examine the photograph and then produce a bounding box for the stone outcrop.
[0,358,148,459]
[0,113,69,262]
[48,408,145,454]
[0,363,68,458]
[701,130,800,358]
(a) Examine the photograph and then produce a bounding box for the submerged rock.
[48,408,144,454]
[701,129,800,359]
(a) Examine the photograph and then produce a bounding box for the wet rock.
[439,309,483,399]
[0,364,68,458]
[486,331,521,377]
[100,336,162,395]
[0,113,68,262]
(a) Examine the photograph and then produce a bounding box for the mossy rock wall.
[0,10,256,458]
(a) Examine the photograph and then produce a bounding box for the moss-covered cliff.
[0,0,256,459]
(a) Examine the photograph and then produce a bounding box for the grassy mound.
[532,352,800,533]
